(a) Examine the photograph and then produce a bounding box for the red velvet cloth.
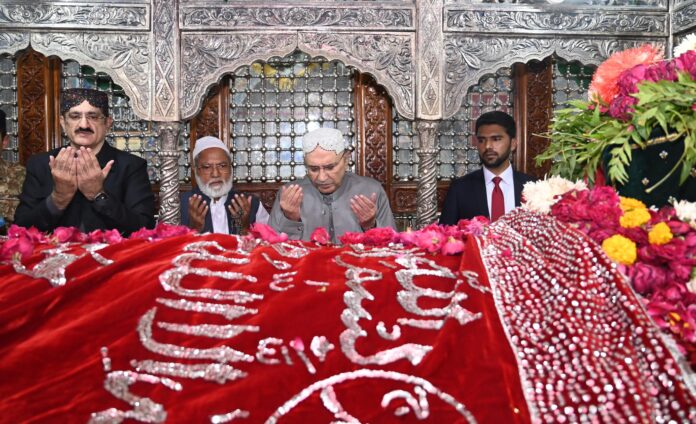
[0,235,529,423]
[0,212,693,423]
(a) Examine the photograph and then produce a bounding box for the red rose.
[362,227,398,246]
[628,262,667,294]
[310,227,330,244]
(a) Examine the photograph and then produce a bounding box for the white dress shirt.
[482,165,515,219]
[210,194,270,234]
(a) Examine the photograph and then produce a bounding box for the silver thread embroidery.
[156,298,258,320]
[376,321,402,341]
[84,243,114,266]
[381,386,429,419]
[210,409,250,423]
[256,338,284,365]
[289,337,317,375]
[320,386,360,423]
[88,369,182,424]
[304,280,330,287]
[157,321,260,339]
[336,256,433,366]
[130,359,247,384]
[272,242,309,259]
[310,336,335,362]
[13,245,78,287]
[269,271,297,292]
[265,370,477,423]
[261,252,292,270]
[138,308,254,363]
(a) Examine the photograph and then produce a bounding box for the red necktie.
[491,176,505,221]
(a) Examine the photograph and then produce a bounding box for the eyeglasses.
[65,112,106,123]
[305,152,346,174]
[197,162,231,174]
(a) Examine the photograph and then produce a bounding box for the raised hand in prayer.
[48,146,79,210]
[187,194,208,232]
[228,194,252,234]
[279,184,303,222]
[75,147,113,201]
[350,192,378,230]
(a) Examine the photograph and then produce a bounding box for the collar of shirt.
[483,164,513,187]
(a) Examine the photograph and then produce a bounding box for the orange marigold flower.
[588,44,664,104]
[602,234,637,265]
[648,222,673,245]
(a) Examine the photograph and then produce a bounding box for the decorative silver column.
[415,120,439,228]
[157,123,181,225]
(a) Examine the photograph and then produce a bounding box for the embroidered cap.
[192,136,231,161]
[60,88,109,117]
[302,128,345,155]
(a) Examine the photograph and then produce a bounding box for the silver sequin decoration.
[271,242,309,259]
[304,280,330,287]
[261,252,292,270]
[265,369,476,423]
[310,336,335,362]
[84,243,114,266]
[13,245,78,287]
[156,298,258,320]
[210,409,250,423]
[376,321,402,341]
[131,359,247,384]
[138,308,254,363]
[381,385,429,419]
[269,271,296,292]
[157,321,260,339]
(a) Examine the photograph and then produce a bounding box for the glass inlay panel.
[552,56,596,110]
[228,51,356,183]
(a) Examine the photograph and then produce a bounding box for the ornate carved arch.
[28,32,151,120]
[0,32,30,56]
[442,36,665,119]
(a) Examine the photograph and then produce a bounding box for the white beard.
[196,174,234,200]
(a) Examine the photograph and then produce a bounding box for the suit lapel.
[475,169,490,218]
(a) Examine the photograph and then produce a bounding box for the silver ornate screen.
[552,56,596,109]
[228,51,356,183]
[0,55,17,163]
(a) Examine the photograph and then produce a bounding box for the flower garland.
[524,178,696,368]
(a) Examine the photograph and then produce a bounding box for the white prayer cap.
[302,128,345,155]
[192,136,231,160]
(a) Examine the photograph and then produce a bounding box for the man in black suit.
[439,111,536,225]
[14,88,155,235]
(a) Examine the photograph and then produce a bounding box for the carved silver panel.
[673,2,696,34]
[180,3,414,30]
[444,0,667,5]
[31,32,151,120]
[673,0,694,8]
[445,7,667,36]
[0,3,150,30]
[0,32,29,55]
[152,0,179,121]
[417,0,443,119]
[180,32,298,120]
[299,32,415,119]
[443,36,662,119]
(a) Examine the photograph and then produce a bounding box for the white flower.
[673,199,696,229]
[521,176,587,214]
[688,277,696,295]
[674,33,696,57]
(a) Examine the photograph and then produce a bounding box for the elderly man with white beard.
[180,136,268,234]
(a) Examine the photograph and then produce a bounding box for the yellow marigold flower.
[602,234,637,265]
[648,222,673,245]
[619,208,651,228]
[619,196,647,212]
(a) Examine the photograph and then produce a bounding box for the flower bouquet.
[536,36,696,206]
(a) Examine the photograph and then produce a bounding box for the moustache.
[76,128,94,134]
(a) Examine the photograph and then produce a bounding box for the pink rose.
[362,227,398,245]
[412,229,446,253]
[338,231,365,245]
[608,95,637,120]
[248,223,288,243]
[310,227,330,244]
[441,236,465,255]
[53,227,83,243]
[0,237,35,261]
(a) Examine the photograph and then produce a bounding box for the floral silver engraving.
[0,4,149,30]
[153,0,178,120]
[181,6,413,30]
[417,0,443,119]
[415,121,439,227]
[157,123,182,224]
[0,31,29,52]
[673,3,696,33]
[299,32,415,119]
[445,9,667,35]
[181,33,297,119]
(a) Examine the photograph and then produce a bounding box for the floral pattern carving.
[31,32,151,119]
[0,32,29,52]
[153,0,178,120]
[443,36,654,118]
[180,33,297,120]
[673,3,696,33]
[181,6,413,29]
[0,4,148,29]
[446,10,667,35]
[417,0,443,119]
[299,32,415,119]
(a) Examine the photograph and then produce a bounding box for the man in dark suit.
[440,111,536,225]
[180,136,268,235]
[14,88,155,235]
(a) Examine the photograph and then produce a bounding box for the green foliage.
[536,72,696,187]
